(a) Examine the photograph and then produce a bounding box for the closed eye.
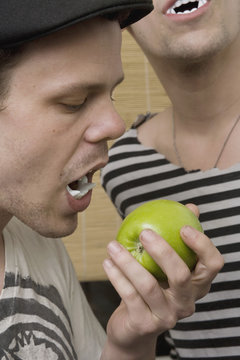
[61,98,87,113]
[63,94,116,112]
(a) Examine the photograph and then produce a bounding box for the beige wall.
[63,30,171,282]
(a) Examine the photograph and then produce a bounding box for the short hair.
[0,47,25,109]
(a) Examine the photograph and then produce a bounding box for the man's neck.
[142,35,240,171]
[152,35,240,128]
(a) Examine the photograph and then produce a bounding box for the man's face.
[129,0,240,62]
[0,17,125,237]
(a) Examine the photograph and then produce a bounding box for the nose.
[84,101,125,143]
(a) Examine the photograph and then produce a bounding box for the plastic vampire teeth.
[66,176,96,199]
[166,0,207,15]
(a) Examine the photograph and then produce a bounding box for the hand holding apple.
[103,201,224,358]
[116,199,203,281]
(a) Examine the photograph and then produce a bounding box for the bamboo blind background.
[62,30,171,281]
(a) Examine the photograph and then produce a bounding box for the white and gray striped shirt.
[101,114,240,360]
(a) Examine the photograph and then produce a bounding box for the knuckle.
[186,302,195,317]
[171,266,191,287]
[142,279,159,297]
[163,313,177,330]
[178,302,196,319]
[168,316,178,329]
[152,308,178,331]
[216,254,225,271]
[209,253,225,275]
[124,288,139,303]
[139,321,158,336]
[196,284,211,300]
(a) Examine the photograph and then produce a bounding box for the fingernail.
[108,241,122,254]
[140,229,155,242]
[103,259,113,269]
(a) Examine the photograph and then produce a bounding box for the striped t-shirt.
[101,115,240,359]
[1,217,106,359]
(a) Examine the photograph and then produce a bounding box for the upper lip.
[68,159,109,186]
[162,0,179,14]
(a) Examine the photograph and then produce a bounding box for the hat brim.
[0,0,153,48]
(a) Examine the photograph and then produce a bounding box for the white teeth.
[199,0,206,7]
[166,0,207,15]
[66,176,96,200]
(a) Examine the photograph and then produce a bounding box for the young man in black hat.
[0,1,223,359]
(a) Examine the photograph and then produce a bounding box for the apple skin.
[116,199,203,281]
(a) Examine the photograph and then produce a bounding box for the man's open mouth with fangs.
[166,0,208,15]
[66,173,96,200]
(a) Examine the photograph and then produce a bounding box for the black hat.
[0,0,153,48]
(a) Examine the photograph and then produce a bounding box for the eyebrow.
[52,75,125,99]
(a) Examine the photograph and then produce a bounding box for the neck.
[150,34,240,129]
[0,209,12,236]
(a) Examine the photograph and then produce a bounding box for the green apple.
[116,199,203,281]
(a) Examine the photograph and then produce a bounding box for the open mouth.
[167,0,208,15]
[66,175,96,200]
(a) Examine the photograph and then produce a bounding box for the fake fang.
[167,0,207,14]
[66,176,96,199]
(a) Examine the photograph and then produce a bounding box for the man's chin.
[38,222,78,239]
[20,215,78,239]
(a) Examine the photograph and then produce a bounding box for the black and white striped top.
[1,217,106,359]
[101,115,240,359]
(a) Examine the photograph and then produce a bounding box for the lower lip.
[66,189,93,213]
[165,1,210,22]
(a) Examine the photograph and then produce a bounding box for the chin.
[19,213,78,239]
[9,198,79,238]
[39,226,77,239]
[38,220,78,239]
[172,30,232,62]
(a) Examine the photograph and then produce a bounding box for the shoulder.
[4,217,74,285]
[109,112,157,151]
[132,112,158,129]
[108,112,158,155]
[101,113,162,187]
[5,216,66,253]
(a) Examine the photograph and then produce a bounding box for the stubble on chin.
[7,196,77,238]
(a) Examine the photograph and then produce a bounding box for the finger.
[103,257,140,303]
[180,225,224,274]
[180,226,224,295]
[105,240,166,311]
[103,257,174,334]
[102,257,152,320]
[185,203,200,217]
[140,229,192,288]
[140,230,196,319]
